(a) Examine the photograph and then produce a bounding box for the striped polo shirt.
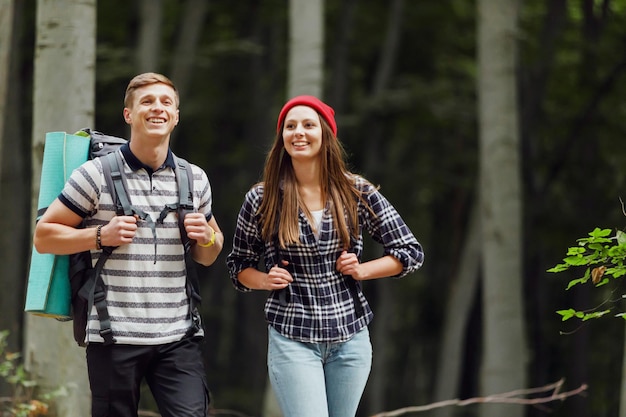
[60,144,213,346]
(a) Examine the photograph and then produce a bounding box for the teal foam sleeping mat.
[25,131,90,318]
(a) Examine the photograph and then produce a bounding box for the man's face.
[123,82,179,137]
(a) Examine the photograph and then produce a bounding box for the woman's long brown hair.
[258,116,365,249]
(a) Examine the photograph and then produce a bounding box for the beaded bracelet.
[96,225,103,250]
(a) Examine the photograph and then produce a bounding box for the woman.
[227,95,424,417]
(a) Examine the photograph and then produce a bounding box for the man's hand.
[101,215,138,247]
[183,212,215,246]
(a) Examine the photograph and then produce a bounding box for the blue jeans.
[267,325,372,417]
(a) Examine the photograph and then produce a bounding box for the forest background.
[1,0,626,417]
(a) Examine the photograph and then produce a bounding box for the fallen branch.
[138,408,256,417]
[370,378,587,417]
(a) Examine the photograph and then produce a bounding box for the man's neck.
[128,135,170,171]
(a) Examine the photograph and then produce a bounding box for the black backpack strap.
[92,247,116,345]
[105,152,159,262]
[272,219,363,317]
[102,152,133,216]
[347,236,364,317]
[80,153,126,345]
[272,214,290,307]
[78,246,116,345]
[89,152,202,343]
[84,152,142,345]
[172,155,203,338]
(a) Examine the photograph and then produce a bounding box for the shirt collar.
[120,142,176,174]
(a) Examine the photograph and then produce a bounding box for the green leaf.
[582,310,611,320]
[595,278,610,287]
[566,277,587,290]
[563,256,589,266]
[566,247,586,255]
[547,264,569,273]
[589,228,612,238]
[608,268,626,278]
[587,242,606,252]
[556,309,576,321]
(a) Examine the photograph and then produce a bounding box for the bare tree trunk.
[168,0,209,147]
[0,0,14,177]
[169,0,209,104]
[0,0,26,400]
[477,1,527,417]
[288,0,324,98]
[327,0,357,111]
[362,1,404,414]
[25,1,96,416]
[260,1,325,415]
[620,321,626,417]
[432,202,481,417]
[136,0,162,73]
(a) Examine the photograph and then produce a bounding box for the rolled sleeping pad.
[24,131,90,318]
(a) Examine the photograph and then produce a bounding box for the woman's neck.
[293,162,324,211]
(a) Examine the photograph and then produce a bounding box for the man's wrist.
[198,229,216,248]
[95,225,103,249]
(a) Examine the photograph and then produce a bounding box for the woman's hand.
[336,250,367,280]
[264,260,293,291]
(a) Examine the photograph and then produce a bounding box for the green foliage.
[549,227,626,322]
[0,330,60,417]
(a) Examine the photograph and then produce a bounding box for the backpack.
[66,128,202,347]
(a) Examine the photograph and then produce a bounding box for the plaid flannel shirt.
[226,176,424,343]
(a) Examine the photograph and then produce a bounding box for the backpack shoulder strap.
[83,246,116,346]
[171,154,203,337]
[167,154,195,245]
[173,155,194,215]
[101,151,133,216]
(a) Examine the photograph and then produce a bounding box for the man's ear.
[123,108,132,124]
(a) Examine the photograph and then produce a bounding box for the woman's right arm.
[237,264,292,291]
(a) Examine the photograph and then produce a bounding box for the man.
[34,72,223,416]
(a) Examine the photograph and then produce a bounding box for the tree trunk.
[477,1,527,417]
[136,0,162,73]
[327,0,357,112]
[621,323,626,417]
[432,202,481,417]
[0,0,14,177]
[169,0,208,105]
[360,2,404,413]
[0,4,29,397]
[260,1,325,415]
[25,1,96,416]
[287,0,324,98]
[168,0,209,147]
[0,0,18,345]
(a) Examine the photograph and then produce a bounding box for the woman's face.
[282,105,323,162]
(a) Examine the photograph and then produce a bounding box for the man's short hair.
[124,72,179,108]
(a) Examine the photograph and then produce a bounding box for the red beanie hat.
[276,95,338,136]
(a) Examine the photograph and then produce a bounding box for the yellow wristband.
[198,230,216,248]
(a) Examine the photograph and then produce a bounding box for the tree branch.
[370,379,587,417]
